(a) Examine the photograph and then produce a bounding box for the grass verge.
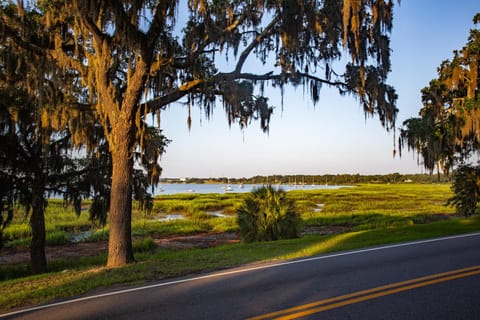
[1,216,480,312]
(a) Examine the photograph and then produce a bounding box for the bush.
[86,229,109,242]
[3,223,31,241]
[448,164,480,217]
[133,237,157,253]
[46,230,69,246]
[237,186,301,242]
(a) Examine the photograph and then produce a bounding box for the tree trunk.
[107,123,135,268]
[30,194,47,274]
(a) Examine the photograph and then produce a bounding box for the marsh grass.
[3,184,455,247]
[132,219,211,236]
[5,230,70,249]
[300,184,455,229]
[3,199,92,243]
[150,194,243,217]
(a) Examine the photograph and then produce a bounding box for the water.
[158,214,185,221]
[153,183,344,195]
[70,230,92,243]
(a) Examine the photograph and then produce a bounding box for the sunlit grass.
[150,193,244,216]
[279,232,363,259]
[300,184,454,230]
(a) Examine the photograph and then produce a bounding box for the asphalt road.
[3,232,480,320]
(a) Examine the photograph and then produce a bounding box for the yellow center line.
[248,265,480,320]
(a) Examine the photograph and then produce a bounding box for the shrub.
[237,186,301,242]
[3,223,31,241]
[209,217,238,233]
[448,164,480,217]
[4,237,30,249]
[46,230,69,246]
[133,237,157,253]
[87,229,109,242]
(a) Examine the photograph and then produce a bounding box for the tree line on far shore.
[167,173,451,185]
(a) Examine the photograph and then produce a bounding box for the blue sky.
[159,1,480,179]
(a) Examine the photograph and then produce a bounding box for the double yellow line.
[249,265,480,320]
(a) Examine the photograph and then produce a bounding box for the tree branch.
[141,79,208,112]
[234,15,280,74]
[142,69,350,113]
[171,9,253,70]
[110,4,147,48]
[0,18,46,56]
[146,1,177,51]
[218,71,349,88]
[80,15,106,46]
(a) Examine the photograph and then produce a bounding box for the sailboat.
[224,178,233,192]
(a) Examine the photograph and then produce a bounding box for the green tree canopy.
[0,84,109,273]
[399,13,480,176]
[399,80,457,176]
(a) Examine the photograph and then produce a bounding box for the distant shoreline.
[159,173,449,186]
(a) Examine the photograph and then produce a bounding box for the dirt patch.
[0,226,348,266]
[0,232,240,266]
[0,241,109,265]
[153,232,239,250]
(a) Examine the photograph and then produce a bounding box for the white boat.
[224,186,234,192]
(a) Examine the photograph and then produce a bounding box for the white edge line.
[2,232,480,318]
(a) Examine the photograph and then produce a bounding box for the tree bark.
[107,122,135,268]
[30,194,47,274]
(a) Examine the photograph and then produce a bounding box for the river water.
[153,183,344,195]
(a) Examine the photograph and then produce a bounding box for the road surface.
[3,232,480,319]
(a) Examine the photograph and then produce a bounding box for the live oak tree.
[0,85,109,274]
[440,13,480,216]
[398,80,457,178]
[400,13,479,215]
[0,4,167,273]
[0,3,107,273]
[0,64,167,275]
[399,13,480,176]
[0,6,97,273]
[0,28,121,272]
[1,0,398,267]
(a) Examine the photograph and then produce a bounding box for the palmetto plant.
[237,186,300,242]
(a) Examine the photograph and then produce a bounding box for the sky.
[159,1,480,179]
